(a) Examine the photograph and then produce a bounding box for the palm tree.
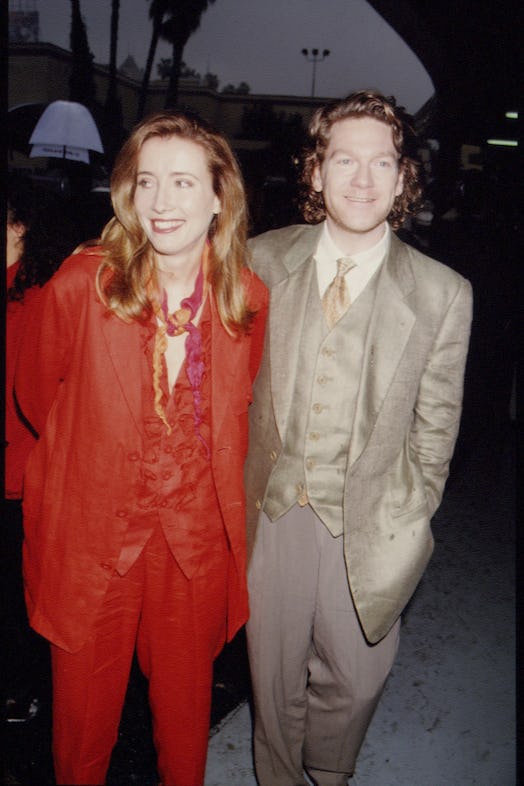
[104,0,124,165]
[105,0,120,109]
[137,0,168,120]
[161,0,216,109]
[69,0,96,109]
[138,0,215,118]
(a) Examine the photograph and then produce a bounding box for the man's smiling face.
[312,116,404,253]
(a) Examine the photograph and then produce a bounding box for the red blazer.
[5,262,40,498]
[15,250,268,653]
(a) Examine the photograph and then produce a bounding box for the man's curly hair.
[298,90,423,230]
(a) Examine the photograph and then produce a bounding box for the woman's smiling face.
[133,135,220,273]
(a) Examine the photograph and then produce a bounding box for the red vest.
[115,300,226,577]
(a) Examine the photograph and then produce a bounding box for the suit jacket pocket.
[388,440,429,522]
[390,495,429,526]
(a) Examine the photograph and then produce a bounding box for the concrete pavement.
[205,425,516,786]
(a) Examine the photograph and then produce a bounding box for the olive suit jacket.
[245,223,473,643]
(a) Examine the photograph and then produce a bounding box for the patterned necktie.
[322,256,356,329]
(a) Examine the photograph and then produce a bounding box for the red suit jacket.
[15,250,268,653]
[5,262,40,498]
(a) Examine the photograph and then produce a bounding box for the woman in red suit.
[15,112,268,786]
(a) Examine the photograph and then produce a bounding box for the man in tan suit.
[245,91,473,786]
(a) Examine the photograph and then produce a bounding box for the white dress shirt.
[315,222,391,302]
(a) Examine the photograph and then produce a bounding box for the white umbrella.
[29,100,104,164]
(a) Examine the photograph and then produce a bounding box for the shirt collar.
[319,221,391,267]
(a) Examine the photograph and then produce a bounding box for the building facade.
[9,42,325,149]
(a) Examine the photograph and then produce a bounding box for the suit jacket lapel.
[101,314,144,435]
[348,234,416,467]
[269,256,317,440]
[264,223,323,441]
[210,292,238,443]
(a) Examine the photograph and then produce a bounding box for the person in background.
[3,177,77,722]
[245,90,472,786]
[15,112,268,786]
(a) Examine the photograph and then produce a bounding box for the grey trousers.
[246,505,400,786]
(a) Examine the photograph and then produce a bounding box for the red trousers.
[51,523,229,786]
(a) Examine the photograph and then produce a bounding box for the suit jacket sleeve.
[15,255,86,436]
[411,275,473,516]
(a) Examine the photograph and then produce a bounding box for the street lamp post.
[301,48,330,97]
